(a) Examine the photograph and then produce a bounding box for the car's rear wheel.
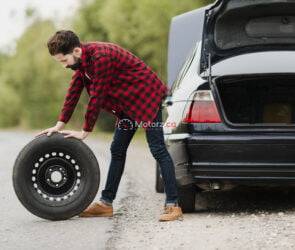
[178,185,199,213]
[155,163,164,193]
[12,133,100,221]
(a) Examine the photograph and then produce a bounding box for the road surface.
[1,130,295,250]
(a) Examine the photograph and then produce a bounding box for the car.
[156,0,295,213]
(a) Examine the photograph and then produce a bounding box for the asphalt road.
[2,130,295,250]
[0,130,122,250]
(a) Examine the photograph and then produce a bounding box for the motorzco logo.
[117,119,134,130]
[116,118,176,130]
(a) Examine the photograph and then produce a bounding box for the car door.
[167,5,211,88]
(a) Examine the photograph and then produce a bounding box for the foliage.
[0,0,213,131]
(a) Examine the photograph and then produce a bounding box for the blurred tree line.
[0,0,213,132]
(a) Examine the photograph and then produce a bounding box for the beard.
[66,56,82,71]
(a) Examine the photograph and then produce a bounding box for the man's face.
[53,47,82,70]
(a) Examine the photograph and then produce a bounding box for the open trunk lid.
[200,0,295,74]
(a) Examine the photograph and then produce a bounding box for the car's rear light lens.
[183,90,221,123]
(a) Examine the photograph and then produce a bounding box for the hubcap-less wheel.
[31,152,81,202]
[13,133,100,220]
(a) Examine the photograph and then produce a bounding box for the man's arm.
[82,55,113,132]
[58,70,84,124]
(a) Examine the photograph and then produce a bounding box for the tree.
[73,0,213,131]
[1,20,86,129]
[0,0,214,131]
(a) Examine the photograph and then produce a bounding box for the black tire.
[178,185,198,213]
[155,162,164,193]
[12,132,100,221]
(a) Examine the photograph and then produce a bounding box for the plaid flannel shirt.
[58,42,168,132]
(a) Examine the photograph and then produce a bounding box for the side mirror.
[163,96,173,107]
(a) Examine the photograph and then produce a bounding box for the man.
[36,30,183,222]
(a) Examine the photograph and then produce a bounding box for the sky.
[0,0,80,51]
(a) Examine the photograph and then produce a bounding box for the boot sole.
[78,212,113,217]
[159,215,183,222]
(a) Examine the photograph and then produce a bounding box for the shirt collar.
[80,43,88,69]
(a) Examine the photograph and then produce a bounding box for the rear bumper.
[186,133,295,183]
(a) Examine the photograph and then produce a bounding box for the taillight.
[183,90,221,123]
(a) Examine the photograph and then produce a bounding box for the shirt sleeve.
[82,55,113,132]
[58,70,84,124]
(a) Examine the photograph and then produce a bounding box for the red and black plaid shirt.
[58,42,168,132]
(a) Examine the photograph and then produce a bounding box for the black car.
[156,0,295,212]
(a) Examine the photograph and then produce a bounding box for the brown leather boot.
[159,205,183,222]
[78,202,113,217]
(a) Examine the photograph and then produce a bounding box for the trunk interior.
[215,75,295,125]
[213,0,295,51]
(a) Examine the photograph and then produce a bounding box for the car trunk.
[200,0,295,73]
[214,74,295,125]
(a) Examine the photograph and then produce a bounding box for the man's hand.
[59,130,90,140]
[35,121,66,137]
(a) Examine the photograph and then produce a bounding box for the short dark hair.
[47,30,81,55]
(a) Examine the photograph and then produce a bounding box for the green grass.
[92,127,147,145]
[3,124,147,146]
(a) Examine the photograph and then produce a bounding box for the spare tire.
[12,132,100,221]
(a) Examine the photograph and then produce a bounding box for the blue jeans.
[100,104,178,206]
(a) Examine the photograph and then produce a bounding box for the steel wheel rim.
[31,151,82,202]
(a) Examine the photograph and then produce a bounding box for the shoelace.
[163,206,174,214]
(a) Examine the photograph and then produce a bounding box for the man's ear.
[72,47,82,57]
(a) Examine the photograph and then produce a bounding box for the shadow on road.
[195,186,295,214]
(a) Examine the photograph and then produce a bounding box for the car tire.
[155,162,164,193]
[12,132,100,221]
[178,185,198,213]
